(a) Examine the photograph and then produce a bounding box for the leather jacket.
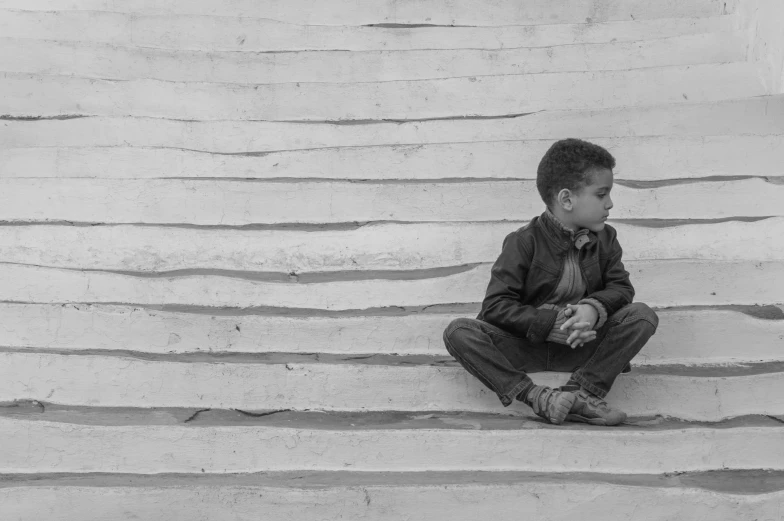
[477,211,635,344]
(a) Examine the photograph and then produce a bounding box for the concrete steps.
[0,32,747,83]
[4,96,783,150]
[4,470,784,521]
[5,134,784,181]
[0,0,737,25]
[1,63,768,121]
[1,304,782,364]
[2,0,783,518]
[0,11,738,52]
[3,405,784,519]
[0,260,780,309]
[3,404,784,473]
[3,178,783,224]
[0,220,781,273]
[4,352,784,420]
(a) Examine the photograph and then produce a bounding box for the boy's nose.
[606,196,614,210]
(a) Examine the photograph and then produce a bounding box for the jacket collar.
[539,209,594,252]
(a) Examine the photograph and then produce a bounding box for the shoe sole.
[565,413,626,427]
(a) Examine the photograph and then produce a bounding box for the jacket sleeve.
[480,232,559,343]
[584,232,635,316]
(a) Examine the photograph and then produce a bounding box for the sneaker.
[528,386,576,425]
[566,390,627,426]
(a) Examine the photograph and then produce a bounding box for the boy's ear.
[556,188,573,211]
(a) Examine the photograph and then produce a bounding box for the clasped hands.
[560,303,598,349]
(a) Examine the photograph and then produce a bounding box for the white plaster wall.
[737,0,784,92]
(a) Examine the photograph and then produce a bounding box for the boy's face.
[569,168,614,232]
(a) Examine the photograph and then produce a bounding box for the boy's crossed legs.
[443,302,658,425]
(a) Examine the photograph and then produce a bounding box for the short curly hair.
[536,138,616,207]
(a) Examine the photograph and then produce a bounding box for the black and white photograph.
[0,0,783,519]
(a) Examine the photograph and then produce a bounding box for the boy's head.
[536,138,616,232]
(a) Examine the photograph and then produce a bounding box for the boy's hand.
[564,326,596,348]
[560,304,599,349]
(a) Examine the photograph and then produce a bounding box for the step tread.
[0,63,766,121]
[4,97,783,150]
[1,178,781,224]
[0,32,746,84]
[0,220,779,276]
[7,135,784,182]
[3,351,783,419]
[0,11,739,53]
[0,304,781,364]
[2,469,784,495]
[0,1,734,25]
[2,408,783,474]
[3,348,784,376]
[6,406,784,474]
[2,402,782,430]
[0,260,780,310]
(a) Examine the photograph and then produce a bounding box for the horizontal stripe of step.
[6,402,783,431]
[4,97,783,150]
[2,470,783,521]
[0,220,780,273]
[7,135,784,181]
[0,1,732,25]
[3,351,784,374]
[0,261,781,308]
[2,304,781,364]
[0,178,779,223]
[0,64,765,120]
[0,11,737,52]
[5,468,784,494]
[1,352,783,419]
[0,411,781,472]
[0,33,744,83]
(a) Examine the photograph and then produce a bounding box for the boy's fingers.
[573,330,596,342]
[561,317,592,331]
[569,328,597,348]
[568,329,594,342]
[560,316,577,330]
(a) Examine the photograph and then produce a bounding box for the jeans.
[443,303,659,406]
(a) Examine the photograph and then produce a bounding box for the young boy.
[443,138,658,426]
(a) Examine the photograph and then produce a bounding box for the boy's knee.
[443,317,474,340]
[443,317,478,354]
[620,302,658,330]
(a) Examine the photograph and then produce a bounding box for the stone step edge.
[4,475,783,521]
[3,401,782,430]
[3,94,783,131]
[2,469,784,496]
[4,414,782,475]
[1,302,780,319]
[3,347,783,377]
